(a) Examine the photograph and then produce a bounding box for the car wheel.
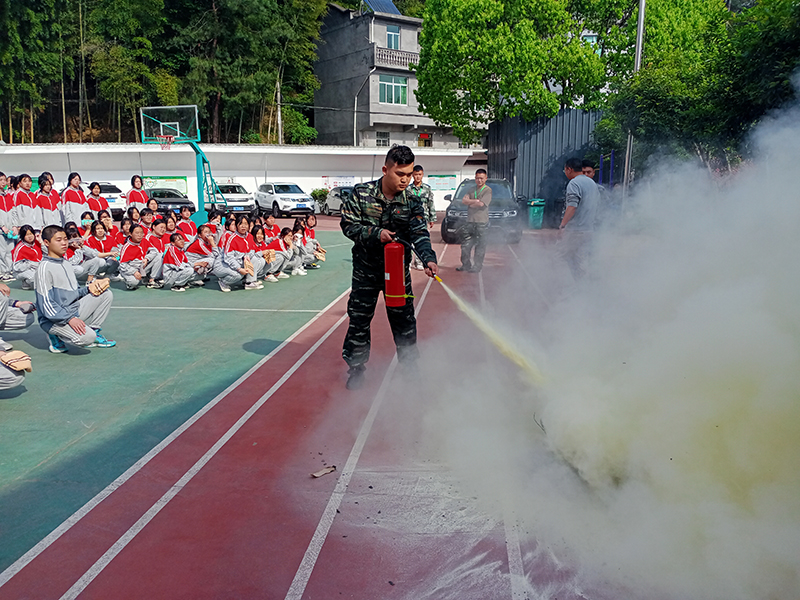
[272,203,280,218]
[320,201,329,216]
[440,220,457,245]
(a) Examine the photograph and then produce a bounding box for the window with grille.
[379,75,408,105]
[376,131,390,147]
[387,25,400,50]
[418,133,432,147]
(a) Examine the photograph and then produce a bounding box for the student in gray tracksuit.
[161,233,201,291]
[185,224,217,278]
[143,221,166,287]
[117,224,148,290]
[0,285,36,353]
[265,227,303,276]
[213,215,261,291]
[34,225,116,352]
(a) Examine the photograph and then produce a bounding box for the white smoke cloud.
[423,103,800,599]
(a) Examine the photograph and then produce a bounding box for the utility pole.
[622,0,646,199]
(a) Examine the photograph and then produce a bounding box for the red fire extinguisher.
[384,241,406,307]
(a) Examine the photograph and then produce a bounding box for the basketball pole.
[190,141,208,226]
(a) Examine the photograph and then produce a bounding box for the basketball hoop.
[157,134,174,150]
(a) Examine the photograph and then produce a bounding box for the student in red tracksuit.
[219,215,237,249]
[126,175,148,211]
[265,226,303,278]
[143,219,166,288]
[263,213,281,242]
[185,224,216,278]
[85,219,121,278]
[161,233,203,292]
[13,174,41,230]
[0,173,14,281]
[87,182,110,214]
[99,211,122,246]
[36,173,62,228]
[163,216,178,244]
[176,206,197,243]
[118,224,148,289]
[213,214,262,292]
[12,225,43,289]
[61,172,90,225]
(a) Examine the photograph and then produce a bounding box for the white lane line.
[113,306,321,313]
[59,311,352,600]
[479,271,528,600]
[0,288,351,590]
[507,245,552,310]
[284,245,447,600]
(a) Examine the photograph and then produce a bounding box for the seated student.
[35,225,115,353]
[263,213,281,242]
[0,172,15,282]
[0,281,36,351]
[84,220,120,278]
[290,220,310,275]
[118,224,148,290]
[163,216,178,244]
[146,198,160,216]
[251,225,279,283]
[176,206,197,243]
[36,173,62,228]
[303,214,325,269]
[205,210,223,245]
[126,206,141,225]
[185,224,217,277]
[219,214,237,248]
[214,214,262,292]
[78,211,95,237]
[98,210,122,247]
[86,182,109,214]
[266,226,304,278]
[139,208,156,236]
[12,225,43,290]
[143,218,166,288]
[118,217,134,244]
[64,226,106,284]
[162,233,204,292]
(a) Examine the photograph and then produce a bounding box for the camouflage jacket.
[340,178,437,272]
[408,182,436,223]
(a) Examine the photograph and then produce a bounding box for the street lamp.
[623,0,646,198]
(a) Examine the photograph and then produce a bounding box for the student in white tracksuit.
[13,175,41,230]
[118,225,148,290]
[12,226,43,290]
[37,174,62,228]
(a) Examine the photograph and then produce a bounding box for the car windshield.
[274,184,304,194]
[100,185,122,194]
[340,187,353,198]
[452,180,516,209]
[153,190,184,199]
[218,184,248,195]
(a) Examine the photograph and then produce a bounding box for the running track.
[0,237,601,600]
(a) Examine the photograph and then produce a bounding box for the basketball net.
[157,135,174,150]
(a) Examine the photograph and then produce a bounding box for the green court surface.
[0,230,352,571]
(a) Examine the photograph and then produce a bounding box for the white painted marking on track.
[284,245,448,600]
[507,245,552,309]
[479,270,529,600]
[113,306,321,313]
[0,288,352,590]
[58,311,352,600]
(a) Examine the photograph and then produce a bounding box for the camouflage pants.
[342,266,418,368]
[460,222,488,269]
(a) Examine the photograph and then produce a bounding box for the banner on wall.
[322,175,356,190]
[427,174,458,191]
[143,176,189,194]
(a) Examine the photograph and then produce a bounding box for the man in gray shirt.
[558,157,599,278]
[457,169,492,273]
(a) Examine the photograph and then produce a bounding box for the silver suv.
[254,182,315,218]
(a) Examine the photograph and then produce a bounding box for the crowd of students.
[0,170,327,391]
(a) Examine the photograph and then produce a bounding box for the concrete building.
[314,1,468,149]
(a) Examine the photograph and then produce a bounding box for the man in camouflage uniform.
[408,164,436,270]
[340,145,439,390]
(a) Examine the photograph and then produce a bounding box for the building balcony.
[374,46,419,70]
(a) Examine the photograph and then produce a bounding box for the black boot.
[346,365,366,390]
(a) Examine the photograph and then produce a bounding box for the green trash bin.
[528,199,546,229]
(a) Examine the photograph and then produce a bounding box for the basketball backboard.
[140,105,200,144]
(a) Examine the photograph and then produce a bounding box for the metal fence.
[487,109,602,227]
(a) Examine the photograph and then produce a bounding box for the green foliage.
[282,106,317,144]
[415,0,606,143]
[310,188,328,203]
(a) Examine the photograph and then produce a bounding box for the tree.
[414,0,606,143]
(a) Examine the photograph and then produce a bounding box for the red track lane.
[2,239,591,600]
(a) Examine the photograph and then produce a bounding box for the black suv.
[440,178,522,244]
[148,188,196,217]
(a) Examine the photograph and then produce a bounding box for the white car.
[319,186,353,215]
[210,183,257,216]
[254,182,315,218]
[59,182,127,219]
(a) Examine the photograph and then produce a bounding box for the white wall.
[0,143,480,211]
